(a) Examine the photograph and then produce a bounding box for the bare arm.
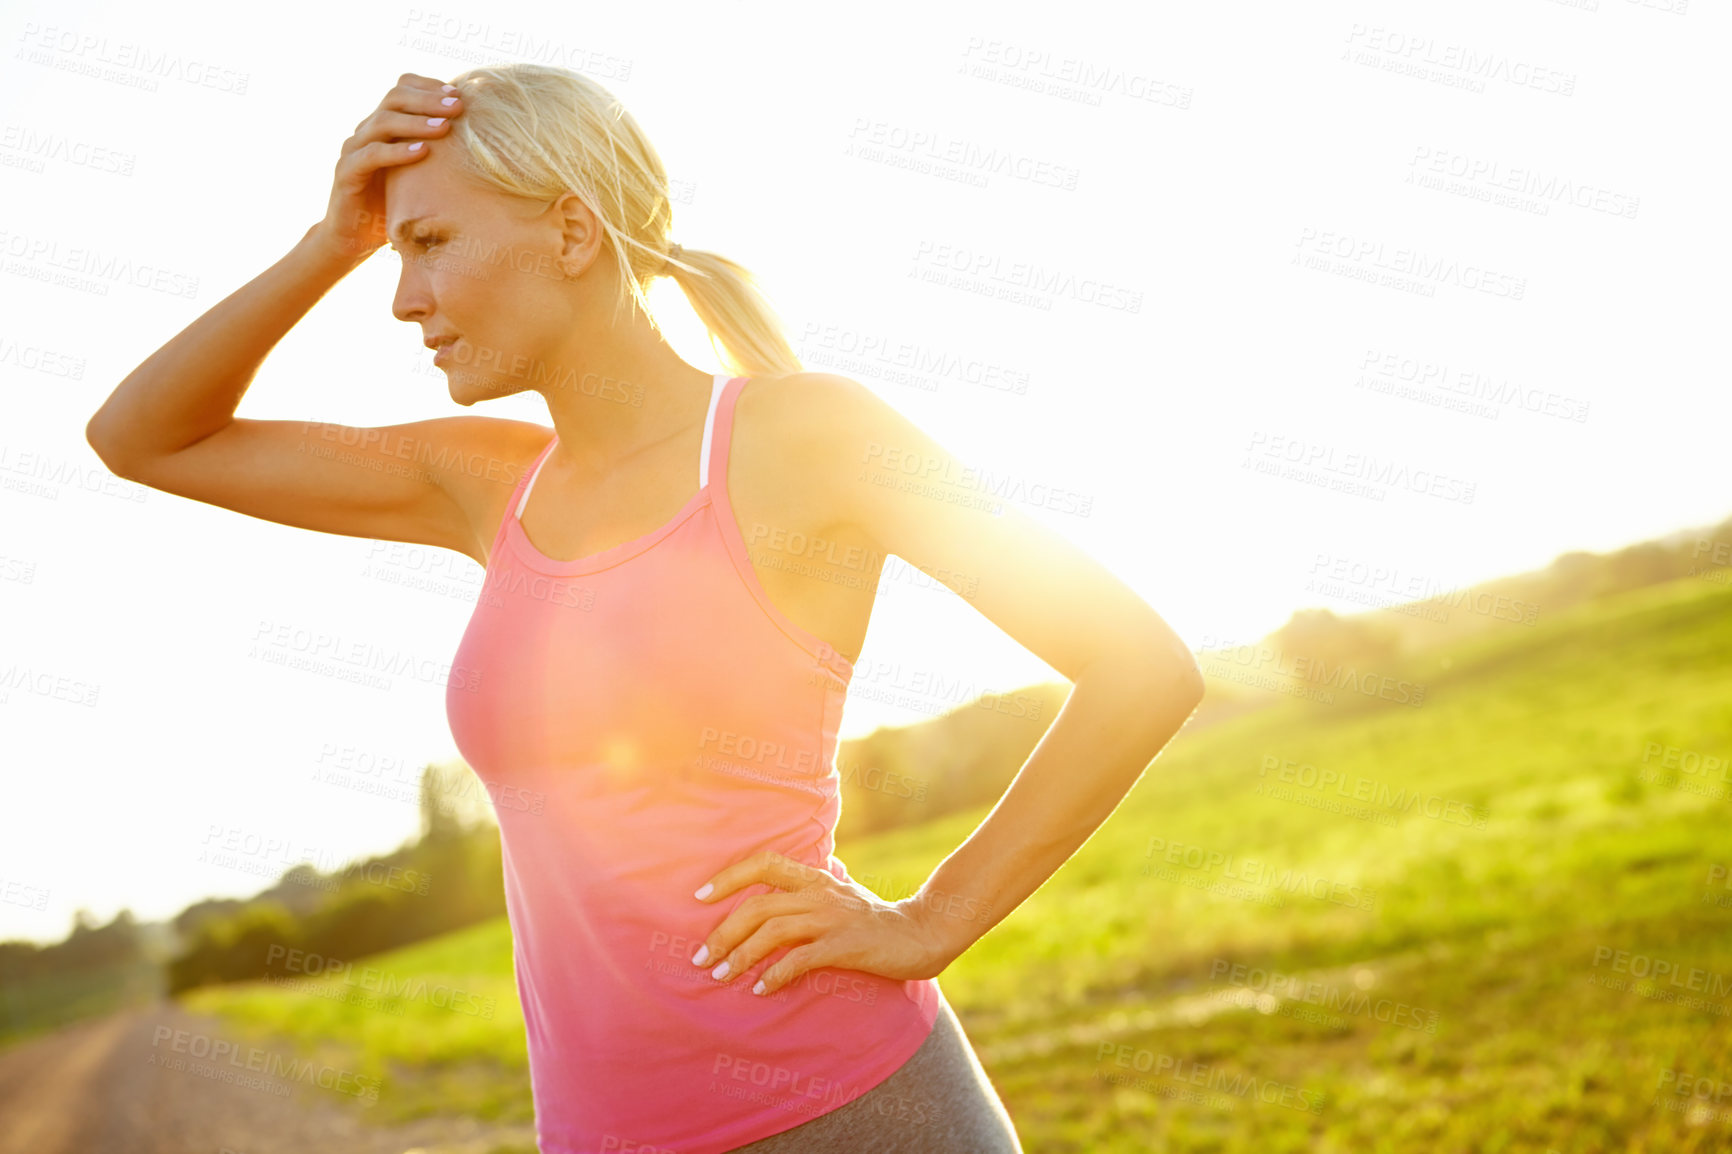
[86,70,460,463]
[687,374,1204,995]
[804,374,1204,963]
[85,224,369,467]
[82,74,543,564]
[907,652,1200,965]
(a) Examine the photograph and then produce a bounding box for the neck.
[535,326,718,477]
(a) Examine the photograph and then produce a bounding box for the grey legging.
[726,995,1023,1152]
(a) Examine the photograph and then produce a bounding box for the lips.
[424,334,459,350]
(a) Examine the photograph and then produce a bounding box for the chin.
[448,369,529,405]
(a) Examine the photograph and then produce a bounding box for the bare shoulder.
[733,370,895,476]
[436,412,557,480]
[735,370,882,428]
[431,414,556,564]
[731,370,893,524]
[731,371,924,546]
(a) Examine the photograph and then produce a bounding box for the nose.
[391,252,434,324]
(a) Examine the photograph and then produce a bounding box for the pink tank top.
[446,374,941,1154]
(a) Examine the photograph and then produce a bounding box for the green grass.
[0,959,163,1048]
[179,916,531,1126]
[183,572,1732,1151]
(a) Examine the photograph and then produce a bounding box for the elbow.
[86,409,143,481]
[86,411,115,462]
[1132,628,1204,704]
[1174,660,1206,706]
[1119,653,1204,750]
[86,411,122,470]
[1087,633,1205,708]
[1142,638,1206,712]
[1163,658,1206,711]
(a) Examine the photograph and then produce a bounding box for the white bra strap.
[518,374,727,519]
[515,439,555,519]
[699,373,727,488]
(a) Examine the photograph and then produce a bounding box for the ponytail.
[655,247,803,377]
[445,62,804,378]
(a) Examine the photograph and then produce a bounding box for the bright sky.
[2,0,1724,944]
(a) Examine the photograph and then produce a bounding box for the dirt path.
[0,998,536,1154]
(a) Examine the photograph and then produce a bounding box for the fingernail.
[752,980,766,995]
[442,84,456,92]
[694,883,712,900]
[442,96,458,106]
[691,944,709,966]
[407,142,423,152]
[710,961,730,980]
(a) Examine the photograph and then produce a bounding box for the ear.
[550,190,602,279]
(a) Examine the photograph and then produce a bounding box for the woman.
[86,65,1203,1153]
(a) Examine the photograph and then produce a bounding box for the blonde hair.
[443,63,802,378]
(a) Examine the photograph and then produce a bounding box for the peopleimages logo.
[1207,959,1441,1035]
[263,945,496,1019]
[148,1026,380,1100]
[1587,946,1732,1017]
[1198,631,1427,708]
[1256,755,1488,828]
[1590,947,1732,996]
[1094,1042,1326,1114]
[709,1050,862,1112]
[1143,837,1378,911]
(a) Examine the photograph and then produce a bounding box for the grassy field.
[0,959,164,1047]
[181,571,1732,1152]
